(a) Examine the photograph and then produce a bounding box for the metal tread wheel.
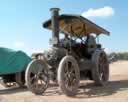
[92,50,109,86]
[25,59,49,95]
[15,72,25,87]
[58,55,80,96]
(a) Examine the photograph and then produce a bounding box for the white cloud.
[13,41,25,48]
[82,6,115,18]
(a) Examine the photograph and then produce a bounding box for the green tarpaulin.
[0,47,31,75]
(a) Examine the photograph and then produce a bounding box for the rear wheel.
[92,50,109,86]
[15,72,25,87]
[58,56,80,96]
[25,59,49,95]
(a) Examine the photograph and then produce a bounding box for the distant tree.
[108,52,128,62]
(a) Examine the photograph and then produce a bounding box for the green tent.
[0,47,31,75]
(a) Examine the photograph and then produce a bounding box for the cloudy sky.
[0,0,127,55]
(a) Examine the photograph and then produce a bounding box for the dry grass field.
[0,61,128,102]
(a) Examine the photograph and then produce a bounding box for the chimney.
[50,8,60,46]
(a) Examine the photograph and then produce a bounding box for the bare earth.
[0,61,128,102]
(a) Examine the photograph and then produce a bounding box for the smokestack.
[50,8,60,46]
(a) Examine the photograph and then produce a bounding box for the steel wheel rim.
[28,62,49,91]
[63,61,77,91]
[98,53,108,82]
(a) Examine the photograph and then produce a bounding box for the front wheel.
[58,56,80,96]
[25,59,49,95]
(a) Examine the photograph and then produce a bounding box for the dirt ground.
[0,61,128,102]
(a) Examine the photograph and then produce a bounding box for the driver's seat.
[86,35,97,54]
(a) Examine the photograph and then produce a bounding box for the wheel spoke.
[30,75,36,83]
[64,62,77,90]
[37,64,44,73]
[70,64,75,73]
[40,73,49,84]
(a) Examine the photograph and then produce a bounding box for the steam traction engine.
[25,8,110,96]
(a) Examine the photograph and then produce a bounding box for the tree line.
[108,52,128,61]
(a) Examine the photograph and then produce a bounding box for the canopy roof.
[43,14,110,38]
